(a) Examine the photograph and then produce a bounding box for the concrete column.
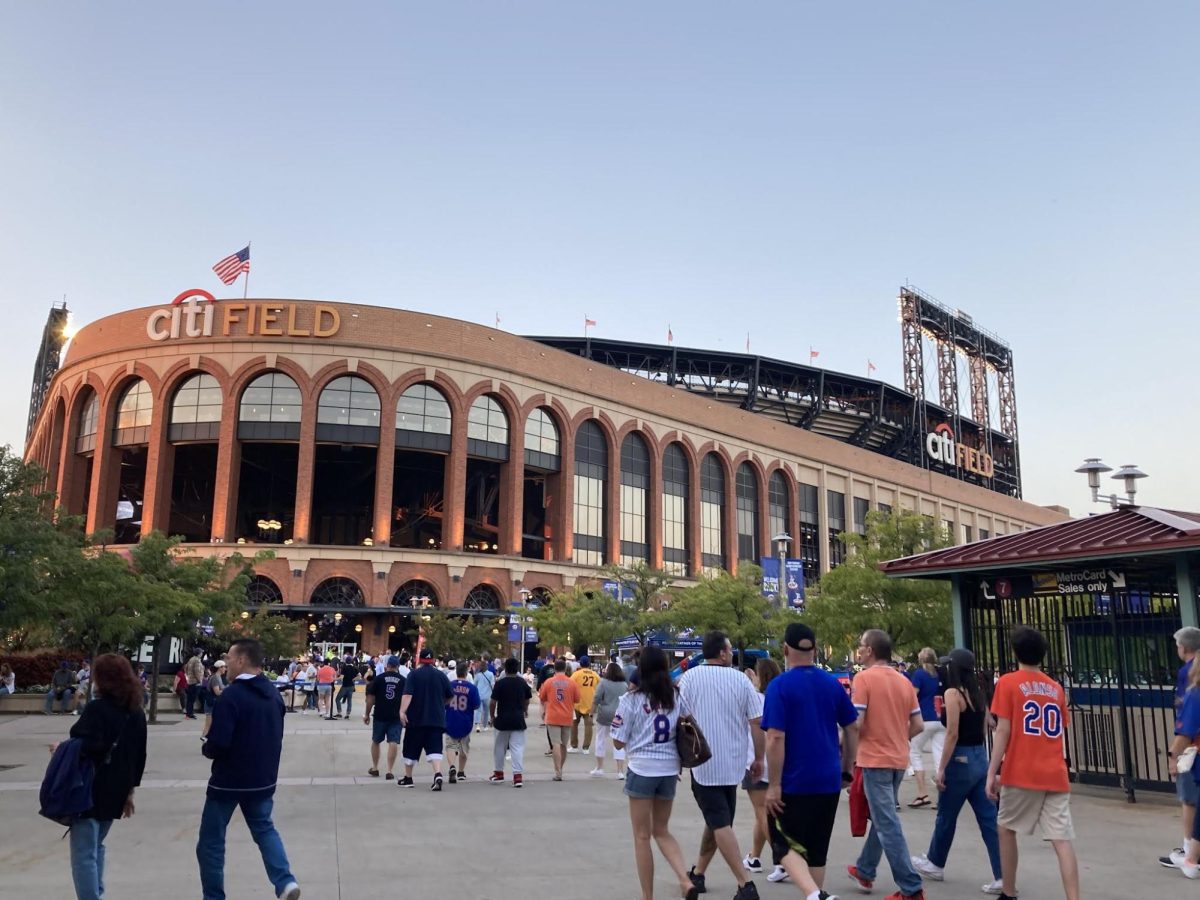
[85,398,120,538]
[139,401,173,537]
[556,436,575,563]
[373,405,397,546]
[757,472,771,562]
[787,473,801,571]
[687,464,702,577]
[499,425,523,556]
[210,402,241,542]
[723,463,738,575]
[442,414,467,552]
[606,454,621,566]
[292,414,317,544]
[57,409,86,517]
[950,574,967,648]
[1177,557,1199,629]
[817,468,830,576]
[648,449,663,570]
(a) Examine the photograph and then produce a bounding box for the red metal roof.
[880,506,1200,577]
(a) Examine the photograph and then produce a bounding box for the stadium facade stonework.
[24,298,1065,655]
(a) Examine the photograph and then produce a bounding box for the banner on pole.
[760,557,806,610]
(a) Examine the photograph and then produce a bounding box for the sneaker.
[846,865,874,892]
[367,768,379,777]
[818,893,839,900]
[980,881,1004,895]
[616,771,625,779]
[1169,848,1188,868]
[513,774,523,788]
[767,866,790,883]
[1183,862,1200,880]
[277,883,301,900]
[397,776,414,788]
[431,775,443,792]
[589,768,605,777]
[457,772,468,782]
[742,855,762,873]
[448,770,457,784]
[998,895,1019,900]
[384,773,394,781]
[567,747,580,754]
[733,882,759,900]
[910,856,943,881]
[687,867,707,894]
[1159,849,1184,868]
[488,771,505,783]
[883,892,923,900]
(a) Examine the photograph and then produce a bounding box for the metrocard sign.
[146,289,342,342]
[925,422,994,478]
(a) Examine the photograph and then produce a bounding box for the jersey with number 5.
[991,670,1071,792]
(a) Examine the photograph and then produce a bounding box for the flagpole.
[243,241,251,300]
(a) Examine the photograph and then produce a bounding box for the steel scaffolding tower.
[26,304,70,442]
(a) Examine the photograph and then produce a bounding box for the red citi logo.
[925,424,995,478]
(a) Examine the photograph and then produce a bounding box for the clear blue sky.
[2,4,1196,511]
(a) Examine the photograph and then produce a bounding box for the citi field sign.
[925,423,994,478]
[146,290,342,342]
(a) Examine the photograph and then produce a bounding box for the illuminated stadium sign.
[146,290,341,342]
[925,423,994,478]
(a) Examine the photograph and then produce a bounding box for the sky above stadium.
[1,4,1196,513]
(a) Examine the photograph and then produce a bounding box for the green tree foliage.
[0,446,88,638]
[216,606,308,663]
[667,563,797,655]
[804,510,953,663]
[411,613,508,662]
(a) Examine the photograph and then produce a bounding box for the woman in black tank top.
[911,648,1003,891]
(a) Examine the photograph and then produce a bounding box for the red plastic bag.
[849,766,869,837]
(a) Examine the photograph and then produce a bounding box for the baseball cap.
[578,655,590,666]
[386,655,401,667]
[938,648,976,670]
[784,622,817,651]
[213,660,227,668]
[419,648,434,661]
[447,659,457,669]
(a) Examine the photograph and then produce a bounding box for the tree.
[54,548,150,660]
[0,445,88,637]
[667,563,794,657]
[215,606,307,664]
[412,613,507,662]
[804,510,953,664]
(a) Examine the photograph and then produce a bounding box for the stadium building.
[23,291,1065,656]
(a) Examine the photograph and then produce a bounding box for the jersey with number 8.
[992,669,1071,793]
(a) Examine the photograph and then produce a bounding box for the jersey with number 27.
[611,691,681,777]
[991,670,1070,793]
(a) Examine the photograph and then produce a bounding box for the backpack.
[39,739,96,827]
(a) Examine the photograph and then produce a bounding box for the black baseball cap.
[784,622,817,651]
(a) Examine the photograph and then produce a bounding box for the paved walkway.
[0,709,1186,899]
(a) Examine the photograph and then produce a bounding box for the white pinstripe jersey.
[612,690,681,777]
[678,662,762,786]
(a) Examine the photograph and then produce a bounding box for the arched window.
[246,575,283,605]
[239,372,302,440]
[768,471,790,545]
[75,392,99,454]
[467,395,509,459]
[700,454,726,573]
[573,421,608,566]
[523,408,560,470]
[112,379,153,446]
[619,433,650,565]
[310,577,365,608]
[735,463,759,563]
[464,583,501,611]
[662,443,690,577]
[170,374,222,442]
[391,580,440,608]
[316,375,380,444]
[396,384,451,452]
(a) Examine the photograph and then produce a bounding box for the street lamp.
[1075,458,1149,508]
[772,532,792,608]
[515,587,533,673]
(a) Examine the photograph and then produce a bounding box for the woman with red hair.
[66,653,148,900]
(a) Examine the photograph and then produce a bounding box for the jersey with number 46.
[612,690,681,777]
[991,669,1071,793]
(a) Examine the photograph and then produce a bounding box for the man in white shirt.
[679,631,765,900]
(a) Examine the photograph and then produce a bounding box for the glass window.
[524,408,559,456]
[116,380,153,430]
[573,421,607,565]
[662,443,689,577]
[979,527,990,540]
[468,395,509,445]
[799,484,820,584]
[768,471,790,544]
[878,502,893,516]
[318,376,380,427]
[396,384,451,434]
[735,463,758,563]
[239,372,302,423]
[619,433,650,565]
[171,374,222,425]
[700,454,725,574]
[853,497,870,535]
[76,393,99,453]
[828,490,846,567]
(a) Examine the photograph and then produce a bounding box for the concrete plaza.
[0,705,1188,899]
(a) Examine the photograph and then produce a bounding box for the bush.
[0,651,87,690]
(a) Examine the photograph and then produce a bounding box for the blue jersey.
[445,679,480,739]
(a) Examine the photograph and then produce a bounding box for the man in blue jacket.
[197,638,300,900]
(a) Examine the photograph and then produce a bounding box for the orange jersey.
[991,670,1070,793]
[539,674,579,726]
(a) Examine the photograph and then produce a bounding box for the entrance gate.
[964,569,1181,800]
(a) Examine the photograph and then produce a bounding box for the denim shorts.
[624,771,678,800]
[372,719,402,744]
[1180,772,1200,806]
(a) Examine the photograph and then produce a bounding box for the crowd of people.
[67,615,1200,900]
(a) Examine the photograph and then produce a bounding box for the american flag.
[212,246,250,285]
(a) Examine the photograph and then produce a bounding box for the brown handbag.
[676,714,712,768]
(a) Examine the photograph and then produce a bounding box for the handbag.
[1178,746,1198,774]
[675,714,712,769]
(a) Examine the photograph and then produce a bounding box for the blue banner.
[507,621,539,642]
[760,557,806,610]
